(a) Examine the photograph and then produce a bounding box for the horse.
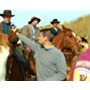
[0,33,10,81]
[8,29,36,81]
[0,32,26,81]
[52,25,81,80]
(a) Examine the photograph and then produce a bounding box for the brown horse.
[0,32,27,81]
[8,30,36,81]
[52,25,81,80]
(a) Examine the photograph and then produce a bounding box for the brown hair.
[40,28,54,41]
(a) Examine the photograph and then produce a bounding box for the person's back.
[34,45,66,80]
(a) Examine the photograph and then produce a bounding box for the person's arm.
[47,52,67,81]
[20,25,31,48]
[17,33,39,51]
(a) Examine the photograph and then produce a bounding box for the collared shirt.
[44,45,54,51]
[53,27,58,32]
[31,26,36,41]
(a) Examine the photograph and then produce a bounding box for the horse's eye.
[69,35,72,38]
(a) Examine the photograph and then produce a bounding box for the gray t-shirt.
[17,33,67,81]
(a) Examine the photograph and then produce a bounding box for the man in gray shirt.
[16,29,67,81]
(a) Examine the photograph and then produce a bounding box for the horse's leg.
[21,49,36,81]
[6,55,25,81]
[28,58,36,81]
[64,54,73,80]
[6,56,13,80]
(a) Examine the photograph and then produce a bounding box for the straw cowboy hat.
[28,16,41,24]
[0,10,15,17]
[50,19,60,24]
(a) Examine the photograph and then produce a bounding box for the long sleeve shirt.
[17,33,67,81]
[2,22,10,35]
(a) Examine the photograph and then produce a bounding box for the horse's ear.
[62,25,67,31]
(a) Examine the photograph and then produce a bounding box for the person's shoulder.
[22,24,29,28]
[54,47,64,55]
[52,47,65,62]
[54,46,60,51]
[50,27,54,30]
[21,24,31,31]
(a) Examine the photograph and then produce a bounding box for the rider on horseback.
[0,10,29,80]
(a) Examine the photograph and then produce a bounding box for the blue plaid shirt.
[2,22,10,35]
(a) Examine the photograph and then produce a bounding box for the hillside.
[64,15,90,47]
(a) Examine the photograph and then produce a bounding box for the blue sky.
[0,0,90,28]
[6,10,90,28]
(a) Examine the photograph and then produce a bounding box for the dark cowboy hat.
[50,19,60,24]
[0,10,15,17]
[28,16,41,24]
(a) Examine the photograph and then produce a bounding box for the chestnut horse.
[52,25,81,80]
[7,30,36,81]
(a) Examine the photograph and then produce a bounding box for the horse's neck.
[53,32,65,49]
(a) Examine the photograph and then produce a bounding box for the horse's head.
[53,25,81,56]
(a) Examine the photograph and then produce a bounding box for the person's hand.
[8,29,19,42]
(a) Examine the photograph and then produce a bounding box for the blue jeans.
[13,49,29,72]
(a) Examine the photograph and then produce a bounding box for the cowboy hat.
[50,19,60,24]
[0,10,15,17]
[28,16,41,24]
